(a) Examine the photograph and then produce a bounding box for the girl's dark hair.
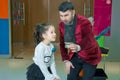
[34,23,52,44]
[58,1,74,12]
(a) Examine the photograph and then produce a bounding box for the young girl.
[26,23,60,80]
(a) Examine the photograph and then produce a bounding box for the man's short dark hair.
[58,1,74,12]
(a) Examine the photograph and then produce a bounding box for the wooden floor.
[0,44,120,80]
[12,43,35,59]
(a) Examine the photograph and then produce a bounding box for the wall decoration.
[93,0,112,36]
[11,0,25,25]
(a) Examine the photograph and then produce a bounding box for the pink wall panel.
[93,0,112,36]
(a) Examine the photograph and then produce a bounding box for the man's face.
[59,10,75,25]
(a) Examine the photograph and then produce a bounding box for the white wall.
[105,0,120,61]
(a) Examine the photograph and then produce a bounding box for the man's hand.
[65,61,74,74]
[69,43,78,52]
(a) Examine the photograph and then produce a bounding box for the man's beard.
[64,20,73,25]
[64,17,74,25]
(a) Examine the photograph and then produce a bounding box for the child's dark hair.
[58,1,74,12]
[34,23,53,44]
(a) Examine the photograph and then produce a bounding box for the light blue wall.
[105,0,120,61]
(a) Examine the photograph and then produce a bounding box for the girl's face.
[43,26,56,44]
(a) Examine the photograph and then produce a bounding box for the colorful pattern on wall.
[12,0,25,25]
[0,0,10,55]
[97,36,105,47]
[93,0,112,36]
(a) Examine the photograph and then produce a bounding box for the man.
[58,1,101,80]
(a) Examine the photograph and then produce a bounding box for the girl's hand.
[54,77,59,80]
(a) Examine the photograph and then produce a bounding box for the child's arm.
[50,55,60,80]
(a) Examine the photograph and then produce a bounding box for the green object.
[97,36,105,47]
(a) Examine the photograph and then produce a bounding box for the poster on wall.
[93,0,112,36]
[12,0,25,25]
